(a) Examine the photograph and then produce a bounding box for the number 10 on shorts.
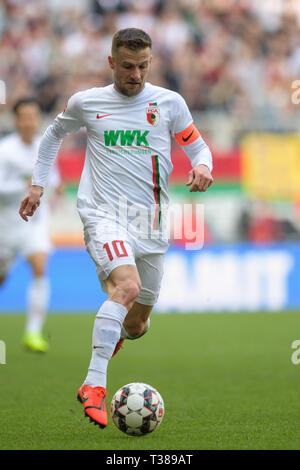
[103,240,128,261]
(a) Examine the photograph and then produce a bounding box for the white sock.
[84,301,128,388]
[121,318,150,340]
[26,276,50,334]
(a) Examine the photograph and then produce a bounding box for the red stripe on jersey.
[151,155,161,230]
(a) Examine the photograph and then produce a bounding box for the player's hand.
[186,164,213,192]
[19,185,44,222]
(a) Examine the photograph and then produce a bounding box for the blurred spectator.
[1,0,300,119]
[2,0,300,245]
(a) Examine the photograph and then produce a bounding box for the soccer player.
[19,28,213,428]
[0,98,61,352]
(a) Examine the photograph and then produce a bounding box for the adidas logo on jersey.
[104,130,149,147]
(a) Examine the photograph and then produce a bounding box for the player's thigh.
[84,220,137,290]
[104,264,141,295]
[22,219,52,269]
[135,253,164,307]
[0,249,15,285]
[0,237,18,284]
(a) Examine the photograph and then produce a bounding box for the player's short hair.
[13,97,41,114]
[112,28,152,56]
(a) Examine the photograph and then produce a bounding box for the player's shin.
[26,275,50,334]
[84,301,127,388]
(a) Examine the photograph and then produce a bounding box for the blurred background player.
[0,98,61,352]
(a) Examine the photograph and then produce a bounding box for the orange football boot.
[77,384,107,428]
[112,338,124,357]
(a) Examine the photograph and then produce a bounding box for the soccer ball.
[110,382,164,436]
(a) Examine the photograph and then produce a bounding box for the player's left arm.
[171,93,213,193]
[174,123,213,192]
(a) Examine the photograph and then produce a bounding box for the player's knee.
[32,264,46,277]
[28,253,47,277]
[115,278,141,305]
[0,275,6,286]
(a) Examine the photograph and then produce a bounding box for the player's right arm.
[19,185,44,221]
[19,92,84,221]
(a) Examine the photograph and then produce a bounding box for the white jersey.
[0,132,59,224]
[0,133,42,204]
[0,132,57,269]
[33,82,212,249]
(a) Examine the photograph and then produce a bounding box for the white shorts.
[83,219,165,306]
[0,203,51,277]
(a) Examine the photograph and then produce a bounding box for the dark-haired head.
[111,28,152,57]
[13,97,41,143]
[13,97,41,115]
[109,28,153,97]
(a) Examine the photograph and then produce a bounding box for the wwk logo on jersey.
[146,102,160,126]
[104,130,149,147]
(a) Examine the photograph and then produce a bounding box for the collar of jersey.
[111,82,150,101]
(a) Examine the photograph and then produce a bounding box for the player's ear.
[108,55,115,70]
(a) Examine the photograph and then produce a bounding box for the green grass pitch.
[0,312,300,450]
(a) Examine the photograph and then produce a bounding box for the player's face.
[108,46,152,97]
[15,103,41,142]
